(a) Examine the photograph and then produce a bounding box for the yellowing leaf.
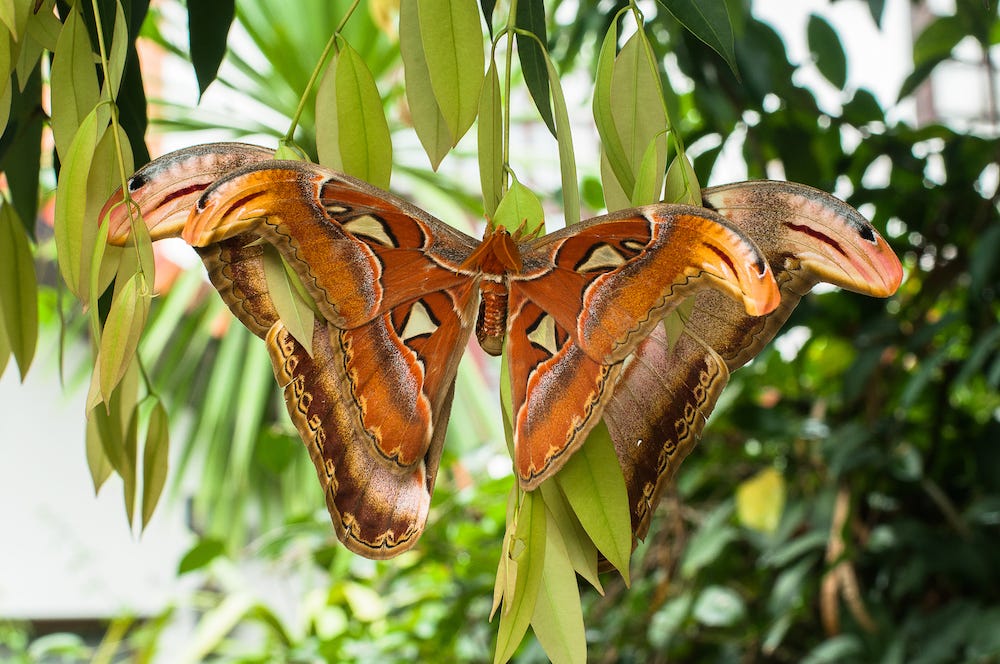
[735,467,786,534]
[399,0,451,168]
[0,202,37,380]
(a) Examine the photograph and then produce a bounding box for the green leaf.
[692,585,746,627]
[494,490,546,664]
[663,151,701,205]
[515,0,554,135]
[478,59,503,218]
[315,50,344,171]
[554,420,632,583]
[530,519,586,664]
[49,2,100,159]
[0,0,16,35]
[541,47,580,226]
[399,0,452,168]
[493,179,544,237]
[807,14,847,89]
[600,150,630,213]
[593,17,634,197]
[89,123,134,301]
[416,0,484,144]
[85,414,114,493]
[141,399,170,530]
[0,202,36,380]
[53,107,104,299]
[0,300,9,378]
[656,0,737,75]
[102,0,128,100]
[335,41,392,188]
[539,481,602,593]
[98,272,150,403]
[262,244,315,357]
[632,133,666,206]
[122,400,139,527]
[178,537,227,575]
[479,0,496,36]
[188,0,235,96]
[1,66,42,234]
[680,502,737,578]
[913,14,965,67]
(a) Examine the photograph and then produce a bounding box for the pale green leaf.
[0,0,15,37]
[315,51,344,171]
[0,299,9,377]
[663,151,702,205]
[98,272,150,402]
[0,75,10,133]
[177,592,256,664]
[493,179,544,237]
[539,481,602,594]
[491,486,518,620]
[631,133,667,206]
[494,491,546,664]
[89,123,133,301]
[735,467,786,534]
[85,414,114,493]
[399,0,451,168]
[554,420,632,583]
[262,245,315,356]
[122,400,139,527]
[0,202,37,380]
[50,3,100,159]
[25,4,60,52]
[593,17,633,195]
[141,399,170,529]
[102,0,128,100]
[53,107,104,299]
[600,150,630,213]
[416,0,484,143]
[542,49,580,226]
[335,41,392,188]
[478,59,503,218]
[530,518,586,664]
[692,585,746,627]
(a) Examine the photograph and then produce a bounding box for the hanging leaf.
[554,421,632,583]
[2,66,42,234]
[315,49,344,171]
[399,0,452,168]
[188,0,235,96]
[415,0,484,144]
[539,480,602,593]
[530,519,586,664]
[632,133,666,206]
[141,398,170,529]
[655,0,737,76]
[494,490,546,664]
[515,0,554,135]
[593,17,633,196]
[663,150,701,205]
[479,0,496,36]
[101,0,128,100]
[334,41,392,188]
[478,59,503,218]
[600,150,630,213]
[86,413,114,493]
[122,400,140,527]
[49,2,100,159]
[98,272,150,403]
[807,13,847,90]
[492,179,544,237]
[541,47,580,226]
[0,201,37,380]
[262,244,315,357]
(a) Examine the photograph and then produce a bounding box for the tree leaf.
[554,420,632,583]
[98,272,150,403]
[494,490,546,664]
[188,0,235,96]
[913,14,965,68]
[416,0,484,144]
[478,59,503,218]
[141,398,170,529]
[101,0,128,100]
[663,150,701,205]
[539,480,602,593]
[515,0,554,135]
[178,537,227,575]
[85,413,114,493]
[807,14,847,90]
[493,179,544,237]
[399,0,451,168]
[656,0,737,75]
[261,244,315,357]
[49,2,100,159]
[530,517,586,664]
[0,201,37,380]
[315,49,344,171]
[541,47,580,226]
[335,40,392,188]
[593,17,633,197]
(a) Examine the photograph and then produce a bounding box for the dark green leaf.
[479,0,496,36]
[913,14,965,67]
[807,14,846,89]
[516,0,555,135]
[188,0,235,96]
[0,202,37,380]
[178,538,227,575]
[657,0,737,75]
[843,88,884,125]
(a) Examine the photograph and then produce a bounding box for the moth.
[102,143,902,558]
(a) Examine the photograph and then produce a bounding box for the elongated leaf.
[86,414,114,493]
[315,50,344,171]
[593,18,633,196]
[632,133,666,206]
[491,485,518,619]
[50,3,100,159]
[399,0,451,168]
[540,480,602,593]
[89,123,134,301]
[494,490,546,664]
[542,48,580,226]
[479,0,496,36]
[656,0,737,75]
[416,0,484,143]
[492,179,544,237]
[663,151,701,205]
[102,0,128,100]
[262,245,315,357]
[0,202,36,380]
[515,0,554,135]
[530,520,586,664]
[600,150,630,213]
[807,13,846,90]
[0,301,9,377]
[2,66,42,233]
[178,537,226,575]
[122,400,139,527]
[554,420,632,583]
[478,59,503,218]
[335,41,392,188]
[141,399,170,529]
[98,272,150,403]
[0,0,16,36]
[188,0,235,96]
[54,108,104,299]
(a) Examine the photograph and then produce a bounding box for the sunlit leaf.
[315,49,344,171]
[141,399,170,529]
[530,520,586,664]
[492,179,544,237]
[663,151,701,205]
[494,490,546,664]
[335,40,392,188]
[50,3,100,159]
[554,421,631,583]
[98,272,150,402]
[0,202,36,380]
[656,0,737,75]
[399,0,451,168]
[478,59,503,218]
[188,0,235,96]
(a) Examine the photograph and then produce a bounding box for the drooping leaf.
[141,398,170,529]
[530,518,586,664]
[492,179,544,237]
[478,58,503,218]
[399,0,451,168]
[663,150,701,205]
[315,49,344,171]
[656,0,737,75]
[807,13,847,90]
[101,0,128,100]
[632,133,667,206]
[49,2,100,159]
[122,398,140,527]
[188,0,235,96]
[541,47,580,226]
[86,413,114,493]
[415,0,484,144]
[539,480,602,593]
[494,490,546,664]
[515,0,554,135]
[554,420,632,583]
[0,201,37,380]
[593,16,633,197]
[98,272,150,403]
[1,65,42,235]
[334,40,392,188]
[262,245,315,357]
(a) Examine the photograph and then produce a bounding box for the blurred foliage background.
[2,0,999,661]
